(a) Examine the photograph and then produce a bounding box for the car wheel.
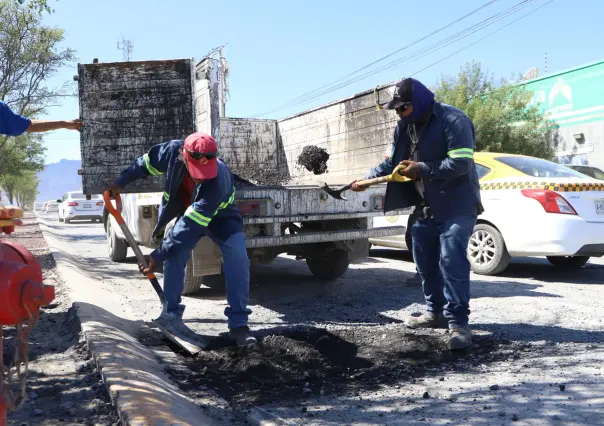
[64,218,70,224]
[546,256,590,269]
[107,218,128,262]
[467,223,511,276]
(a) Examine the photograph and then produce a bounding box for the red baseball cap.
[183,132,218,180]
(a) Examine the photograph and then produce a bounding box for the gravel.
[4,212,118,426]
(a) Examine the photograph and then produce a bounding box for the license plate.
[84,204,91,208]
[595,200,604,216]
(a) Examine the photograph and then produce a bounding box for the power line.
[409,0,555,78]
[251,0,500,117]
[253,0,545,118]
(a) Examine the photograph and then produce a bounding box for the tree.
[433,61,560,159]
[0,0,74,173]
[1,170,39,208]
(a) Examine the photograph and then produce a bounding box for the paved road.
[37,212,604,425]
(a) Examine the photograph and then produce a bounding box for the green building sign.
[521,59,604,128]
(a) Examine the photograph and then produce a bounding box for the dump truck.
[76,56,407,294]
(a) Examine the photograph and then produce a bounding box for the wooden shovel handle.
[356,175,389,188]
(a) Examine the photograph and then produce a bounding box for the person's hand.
[350,180,367,192]
[65,119,83,131]
[105,183,121,198]
[399,160,420,180]
[138,255,156,275]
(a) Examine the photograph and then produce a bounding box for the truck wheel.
[107,219,128,262]
[546,256,590,269]
[182,259,202,295]
[306,250,349,280]
[467,223,511,276]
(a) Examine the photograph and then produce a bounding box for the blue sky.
[40,0,603,163]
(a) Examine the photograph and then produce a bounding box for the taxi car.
[370,152,604,275]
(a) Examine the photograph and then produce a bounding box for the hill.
[36,159,82,202]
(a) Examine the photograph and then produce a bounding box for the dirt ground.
[168,324,512,408]
[3,213,118,426]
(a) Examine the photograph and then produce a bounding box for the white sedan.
[371,153,604,275]
[58,191,104,224]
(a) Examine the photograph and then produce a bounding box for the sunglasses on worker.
[395,102,411,113]
[185,148,218,160]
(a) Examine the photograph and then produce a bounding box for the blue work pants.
[162,231,251,329]
[411,215,477,327]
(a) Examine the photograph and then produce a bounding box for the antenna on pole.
[544,52,548,74]
[117,35,133,62]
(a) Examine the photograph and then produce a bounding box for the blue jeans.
[162,231,252,329]
[411,215,477,327]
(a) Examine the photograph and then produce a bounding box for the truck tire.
[546,256,590,269]
[182,262,225,295]
[467,223,511,276]
[306,250,349,280]
[107,218,128,262]
[182,259,202,295]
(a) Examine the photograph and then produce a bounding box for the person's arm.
[26,119,82,132]
[113,141,173,189]
[417,111,475,180]
[150,191,221,263]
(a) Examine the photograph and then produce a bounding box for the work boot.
[405,312,448,329]
[448,325,472,350]
[229,326,257,347]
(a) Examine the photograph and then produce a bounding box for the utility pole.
[117,35,133,62]
[204,45,228,117]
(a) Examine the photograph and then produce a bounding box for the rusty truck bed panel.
[78,59,195,194]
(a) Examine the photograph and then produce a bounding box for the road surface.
[36,212,604,425]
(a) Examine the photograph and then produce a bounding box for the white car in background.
[58,191,104,224]
[34,202,44,211]
[371,153,604,275]
[44,200,60,213]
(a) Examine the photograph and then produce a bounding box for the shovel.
[320,163,412,200]
[103,191,208,354]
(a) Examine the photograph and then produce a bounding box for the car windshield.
[591,167,604,180]
[495,156,589,179]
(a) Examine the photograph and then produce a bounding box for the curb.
[39,219,221,426]
[247,407,292,426]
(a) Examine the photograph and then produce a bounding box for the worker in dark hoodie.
[352,78,482,350]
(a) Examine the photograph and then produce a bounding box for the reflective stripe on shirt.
[143,153,164,176]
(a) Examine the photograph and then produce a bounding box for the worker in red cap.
[106,133,256,346]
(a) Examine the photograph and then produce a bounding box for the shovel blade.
[152,318,210,355]
[320,183,348,200]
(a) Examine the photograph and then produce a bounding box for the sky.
[39,0,604,164]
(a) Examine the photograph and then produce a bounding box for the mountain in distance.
[36,159,82,202]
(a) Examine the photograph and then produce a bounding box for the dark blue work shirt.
[368,102,482,222]
[0,102,30,136]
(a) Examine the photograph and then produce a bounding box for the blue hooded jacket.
[369,79,482,222]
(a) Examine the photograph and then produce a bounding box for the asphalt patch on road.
[168,325,512,407]
[297,145,330,175]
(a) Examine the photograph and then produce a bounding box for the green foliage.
[433,61,560,159]
[0,0,74,174]
[1,170,39,207]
